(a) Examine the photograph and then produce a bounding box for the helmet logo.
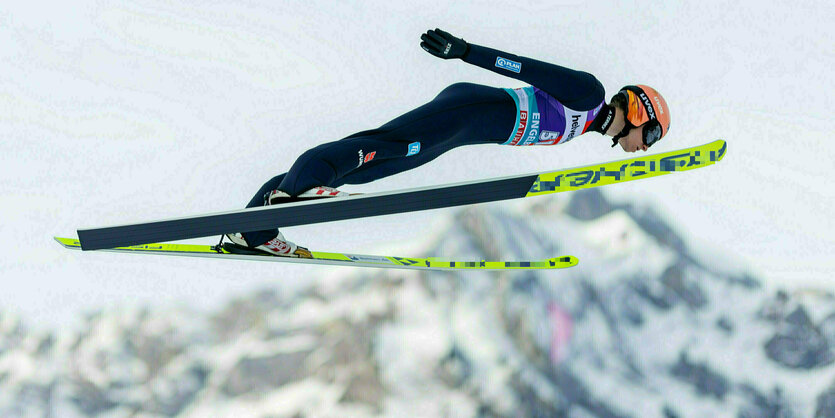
[638,92,656,121]
[654,96,664,115]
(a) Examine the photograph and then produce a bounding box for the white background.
[1,0,832,328]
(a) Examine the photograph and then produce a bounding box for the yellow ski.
[55,237,577,271]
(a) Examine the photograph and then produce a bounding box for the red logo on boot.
[264,241,291,254]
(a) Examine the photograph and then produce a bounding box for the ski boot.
[223,186,350,258]
[266,186,352,205]
[224,232,312,258]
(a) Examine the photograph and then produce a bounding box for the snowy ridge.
[1,190,834,417]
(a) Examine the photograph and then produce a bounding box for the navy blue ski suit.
[242,43,606,246]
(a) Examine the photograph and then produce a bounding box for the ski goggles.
[640,119,663,147]
[610,120,663,148]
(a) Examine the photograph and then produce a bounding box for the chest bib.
[502,86,603,146]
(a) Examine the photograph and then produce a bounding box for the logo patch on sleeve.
[495,57,522,73]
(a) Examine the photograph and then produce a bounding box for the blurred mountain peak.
[1,191,834,417]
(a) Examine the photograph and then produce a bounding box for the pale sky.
[1,0,832,328]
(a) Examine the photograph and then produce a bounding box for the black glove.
[420,28,469,60]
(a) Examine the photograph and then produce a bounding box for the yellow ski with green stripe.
[54,237,577,271]
[526,139,726,196]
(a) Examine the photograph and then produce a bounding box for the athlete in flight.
[225,28,671,258]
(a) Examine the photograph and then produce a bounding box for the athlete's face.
[617,125,649,153]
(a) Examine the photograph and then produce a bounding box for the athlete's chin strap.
[611,125,631,148]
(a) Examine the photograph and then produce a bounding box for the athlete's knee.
[295,142,343,167]
[281,157,337,195]
[285,147,340,187]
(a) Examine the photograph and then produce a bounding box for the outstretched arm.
[420,28,604,111]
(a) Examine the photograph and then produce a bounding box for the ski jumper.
[242,43,607,246]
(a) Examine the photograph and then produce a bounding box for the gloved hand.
[420,28,469,60]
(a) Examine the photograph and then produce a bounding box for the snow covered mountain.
[1,189,834,417]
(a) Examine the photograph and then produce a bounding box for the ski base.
[54,237,577,271]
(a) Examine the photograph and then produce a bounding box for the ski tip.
[54,236,82,250]
[549,255,579,268]
[714,139,727,162]
[701,139,727,163]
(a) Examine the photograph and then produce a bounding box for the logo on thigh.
[406,142,421,156]
[357,150,376,167]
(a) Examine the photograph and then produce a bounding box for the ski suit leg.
[242,83,515,246]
